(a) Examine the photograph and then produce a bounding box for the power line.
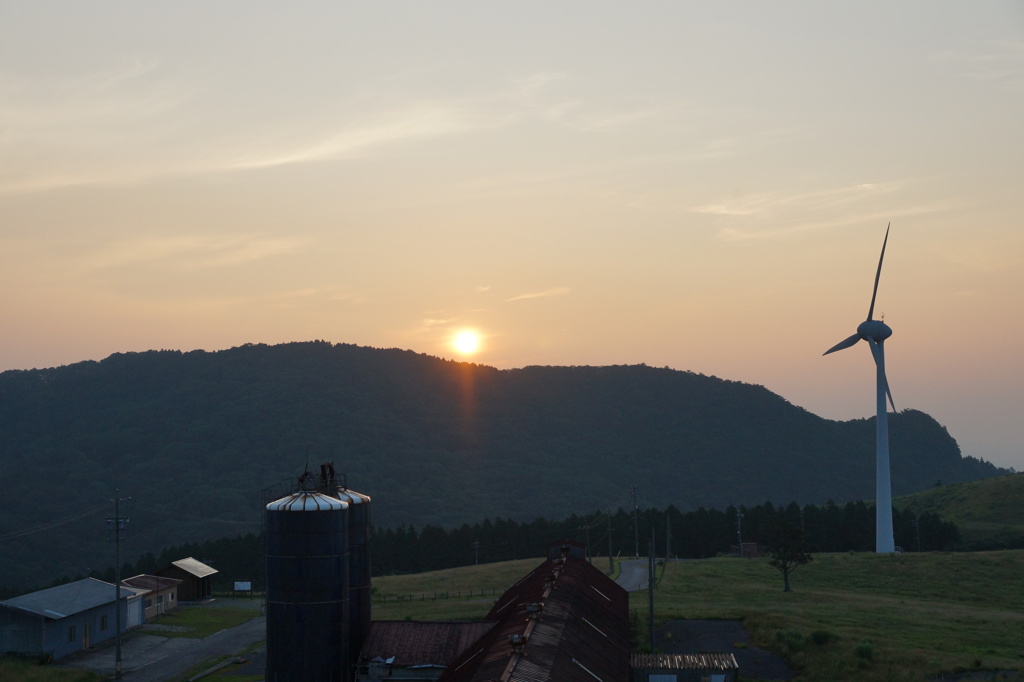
[0,502,109,542]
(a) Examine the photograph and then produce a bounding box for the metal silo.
[335,483,371,661]
[265,486,350,681]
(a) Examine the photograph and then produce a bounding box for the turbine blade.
[867,222,890,321]
[868,340,897,412]
[823,333,861,355]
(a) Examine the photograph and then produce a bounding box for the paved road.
[616,559,653,592]
[58,614,265,681]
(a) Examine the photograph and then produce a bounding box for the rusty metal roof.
[359,621,497,667]
[631,653,739,671]
[439,555,631,682]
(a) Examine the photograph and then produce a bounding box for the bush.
[811,630,836,646]
[853,639,875,661]
[776,629,806,653]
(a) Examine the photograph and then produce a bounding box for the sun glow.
[453,329,481,355]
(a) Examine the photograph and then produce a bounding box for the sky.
[2,3,1022,470]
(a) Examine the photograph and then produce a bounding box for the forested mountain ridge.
[0,341,1003,590]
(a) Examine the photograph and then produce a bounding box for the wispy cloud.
[225,74,577,172]
[692,182,955,241]
[81,234,306,271]
[932,40,1024,90]
[263,287,364,308]
[0,67,589,192]
[223,102,501,171]
[0,57,200,193]
[506,287,571,302]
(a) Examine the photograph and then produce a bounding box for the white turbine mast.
[823,223,896,553]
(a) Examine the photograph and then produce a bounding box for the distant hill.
[0,341,1005,590]
[896,472,1024,549]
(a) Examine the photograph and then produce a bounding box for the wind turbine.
[823,223,896,553]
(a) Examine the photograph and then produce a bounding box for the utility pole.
[633,486,640,558]
[608,513,614,574]
[736,510,743,556]
[472,540,481,565]
[647,532,655,653]
[666,513,672,561]
[106,491,130,681]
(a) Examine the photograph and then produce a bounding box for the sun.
[453,329,481,355]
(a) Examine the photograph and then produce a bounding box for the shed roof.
[168,557,218,579]
[123,574,183,592]
[0,578,135,620]
[359,621,497,667]
[632,653,740,671]
[439,554,631,682]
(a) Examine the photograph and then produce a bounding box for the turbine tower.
[824,224,896,553]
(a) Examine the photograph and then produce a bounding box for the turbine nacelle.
[857,319,892,343]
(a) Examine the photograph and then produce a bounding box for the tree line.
[369,500,959,576]
[0,499,958,599]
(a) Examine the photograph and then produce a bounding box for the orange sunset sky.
[2,3,1022,469]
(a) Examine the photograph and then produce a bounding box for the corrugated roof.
[0,578,135,620]
[170,557,218,578]
[359,621,497,667]
[439,555,631,682]
[631,653,739,671]
[122,574,183,592]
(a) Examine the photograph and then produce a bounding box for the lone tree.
[766,522,813,592]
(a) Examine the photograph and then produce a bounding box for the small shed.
[122,574,183,619]
[0,578,141,661]
[156,558,217,603]
[631,653,740,682]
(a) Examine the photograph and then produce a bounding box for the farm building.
[0,577,141,661]
[156,557,217,603]
[122,574,183,620]
[435,544,632,682]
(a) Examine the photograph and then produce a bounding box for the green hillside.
[896,472,1024,548]
[0,341,1005,591]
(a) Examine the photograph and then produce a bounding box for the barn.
[0,577,141,661]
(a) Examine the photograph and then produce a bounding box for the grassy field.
[372,550,1024,682]
[143,602,262,639]
[646,551,1024,681]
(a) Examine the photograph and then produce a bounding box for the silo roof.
[337,488,371,505]
[267,491,346,511]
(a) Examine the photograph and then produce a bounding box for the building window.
[100,615,108,631]
[145,598,153,608]
[68,625,76,642]
[156,594,164,605]
[170,591,175,601]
